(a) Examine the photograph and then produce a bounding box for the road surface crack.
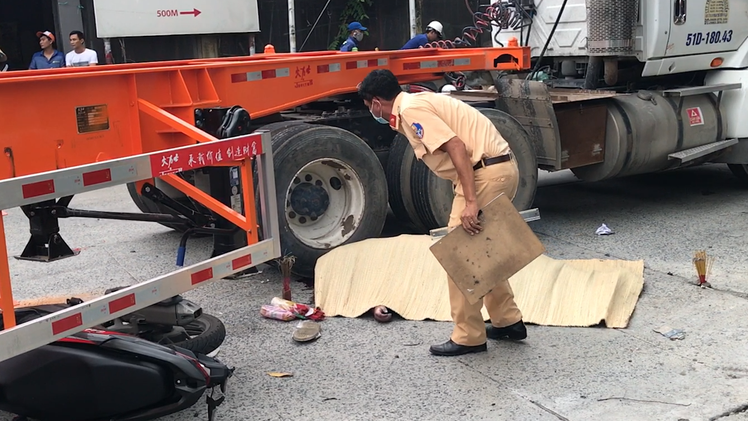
[535,231,748,299]
[456,360,571,421]
[526,399,570,421]
[709,402,748,420]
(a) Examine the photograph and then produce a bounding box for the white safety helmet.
[426,21,444,38]
[440,84,457,93]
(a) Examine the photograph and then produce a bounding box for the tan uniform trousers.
[447,158,524,346]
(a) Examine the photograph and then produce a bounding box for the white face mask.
[369,99,388,125]
[354,31,364,42]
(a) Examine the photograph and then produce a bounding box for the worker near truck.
[66,30,98,67]
[29,31,65,70]
[401,21,444,49]
[358,69,528,357]
[340,22,367,52]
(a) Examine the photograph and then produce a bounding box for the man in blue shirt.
[340,22,367,52]
[401,21,444,49]
[29,31,65,69]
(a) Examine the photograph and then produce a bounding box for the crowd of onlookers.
[0,29,98,71]
[0,21,441,71]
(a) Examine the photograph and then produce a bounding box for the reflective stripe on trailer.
[0,239,275,363]
[0,133,265,210]
[403,58,472,70]
[21,165,138,200]
[231,68,291,83]
[231,59,386,82]
[345,58,388,70]
[317,63,341,73]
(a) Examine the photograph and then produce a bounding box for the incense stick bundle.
[692,250,714,285]
[279,255,296,301]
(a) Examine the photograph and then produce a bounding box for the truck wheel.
[410,159,454,229]
[385,109,538,232]
[260,122,389,278]
[388,135,454,232]
[475,108,538,211]
[386,134,419,230]
[728,164,748,184]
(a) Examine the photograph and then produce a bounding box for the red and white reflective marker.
[231,68,290,83]
[317,63,341,73]
[21,164,138,200]
[0,133,265,210]
[345,58,388,70]
[47,248,262,339]
[1,239,275,363]
[0,130,281,364]
[403,58,471,70]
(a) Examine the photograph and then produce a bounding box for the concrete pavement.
[1,164,748,420]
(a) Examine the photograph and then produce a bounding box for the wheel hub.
[283,158,366,249]
[289,182,330,218]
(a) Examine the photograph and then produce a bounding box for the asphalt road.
[2,164,748,421]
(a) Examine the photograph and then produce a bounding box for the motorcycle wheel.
[162,313,227,356]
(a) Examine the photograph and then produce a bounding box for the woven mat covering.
[314,235,644,328]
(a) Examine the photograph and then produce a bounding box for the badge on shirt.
[411,122,424,139]
[389,114,398,128]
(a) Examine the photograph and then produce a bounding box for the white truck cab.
[491,0,748,178]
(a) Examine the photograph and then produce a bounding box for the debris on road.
[596,223,614,235]
[654,325,686,340]
[279,255,296,301]
[292,320,321,343]
[692,250,714,288]
[260,304,296,321]
[260,297,325,322]
[267,372,293,378]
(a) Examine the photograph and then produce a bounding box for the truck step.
[663,83,742,97]
[429,208,541,239]
[668,138,738,163]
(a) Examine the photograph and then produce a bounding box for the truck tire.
[386,108,538,232]
[410,159,454,229]
[386,134,419,230]
[475,108,538,211]
[260,122,389,278]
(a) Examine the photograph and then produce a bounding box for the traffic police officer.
[358,69,528,356]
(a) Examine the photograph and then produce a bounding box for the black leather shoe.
[429,339,487,356]
[486,320,527,341]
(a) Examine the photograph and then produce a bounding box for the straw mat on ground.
[314,235,644,328]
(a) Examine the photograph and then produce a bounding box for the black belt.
[473,154,511,171]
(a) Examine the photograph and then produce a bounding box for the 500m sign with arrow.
[156,8,202,17]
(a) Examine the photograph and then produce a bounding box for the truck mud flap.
[493,78,562,170]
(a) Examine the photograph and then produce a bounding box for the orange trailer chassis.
[0,45,529,362]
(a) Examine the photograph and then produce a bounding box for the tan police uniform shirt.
[389,91,511,184]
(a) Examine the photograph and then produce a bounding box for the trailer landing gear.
[17,197,78,262]
[15,183,221,263]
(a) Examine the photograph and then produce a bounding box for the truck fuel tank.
[570,90,726,182]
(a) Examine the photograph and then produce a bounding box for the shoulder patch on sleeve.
[411,122,424,139]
